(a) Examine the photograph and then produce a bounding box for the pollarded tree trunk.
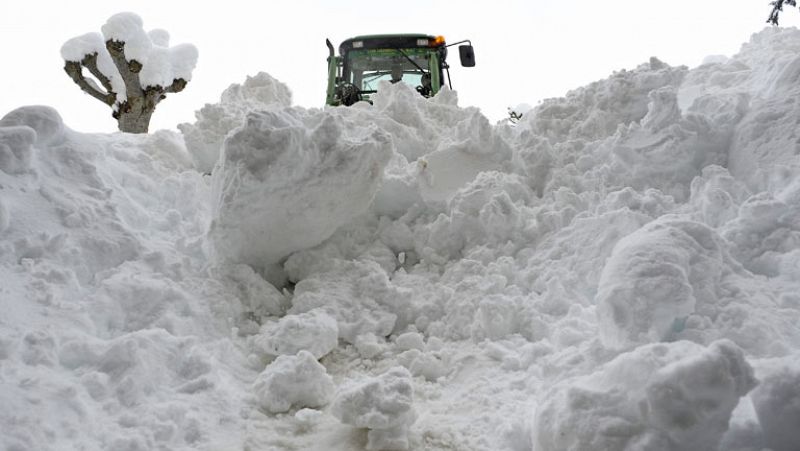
[63,34,189,134]
[115,96,155,134]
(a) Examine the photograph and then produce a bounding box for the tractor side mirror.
[459,45,475,67]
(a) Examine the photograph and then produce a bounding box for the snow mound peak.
[178,72,292,172]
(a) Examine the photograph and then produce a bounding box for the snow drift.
[3,27,800,451]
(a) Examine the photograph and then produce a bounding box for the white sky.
[2,1,798,133]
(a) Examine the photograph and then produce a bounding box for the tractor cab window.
[345,51,431,93]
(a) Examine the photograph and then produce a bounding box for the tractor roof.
[338,34,443,55]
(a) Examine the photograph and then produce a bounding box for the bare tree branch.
[80,53,114,93]
[105,39,144,98]
[64,61,116,106]
[768,0,797,25]
[164,78,187,94]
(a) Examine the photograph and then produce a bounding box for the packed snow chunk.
[0,105,65,146]
[179,72,292,172]
[417,111,513,204]
[253,350,335,414]
[395,331,425,352]
[251,309,338,359]
[533,340,756,451]
[596,216,729,348]
[332,367,416,450]
[419,171,536,261]
[751,362,800,451]
[370,154,425,218]
[0,126,36,174]
[289,260,407,345]
[221,263,287,317]
[209,107,392,269]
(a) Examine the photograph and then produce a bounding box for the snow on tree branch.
[60,12,198,133]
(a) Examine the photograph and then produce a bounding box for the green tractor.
[325,34,475,106]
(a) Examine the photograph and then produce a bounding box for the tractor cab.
[325,34,475,106]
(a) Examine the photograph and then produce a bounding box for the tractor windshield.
[345,50,432,92]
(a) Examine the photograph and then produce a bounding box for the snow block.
[332,366,416,450]
[208,107,392,269]
[252,350,335,414]
[533,340,756,451]
[251,309,338,359]
[595,216,727,348]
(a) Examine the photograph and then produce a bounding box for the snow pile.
[332,367,416,450]
[252,350,335,414]
[533,340,756,451]
[5,26,800,451]
[0,106,245,450]
[207,106,393,271]
[178,72,292,172]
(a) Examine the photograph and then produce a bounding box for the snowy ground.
[2,28,800,451]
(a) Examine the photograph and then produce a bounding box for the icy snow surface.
[3,27,800,451]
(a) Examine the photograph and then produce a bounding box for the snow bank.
[207,106,392,270]
[0,106,245,450]
[6,25,800,451]
[252,350,335,414]
[178,72,292,172]
[332,367,416,450]
[533,340,756,451]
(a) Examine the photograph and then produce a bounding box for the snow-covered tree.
[60,13,198,133]
[768,0,797,25]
